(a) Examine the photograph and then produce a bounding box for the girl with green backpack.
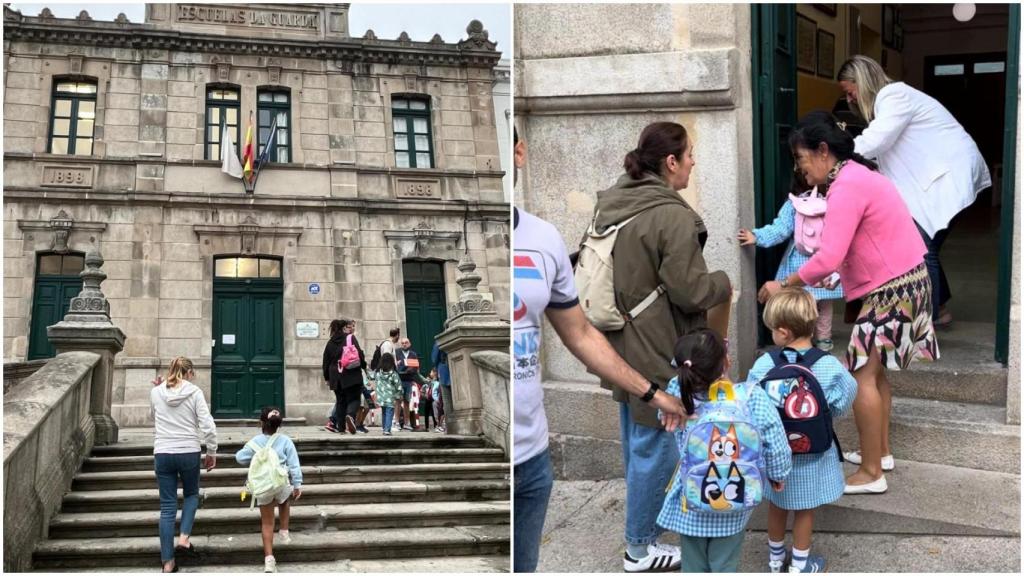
[235,407,303,573]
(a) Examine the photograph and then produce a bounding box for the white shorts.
[255,483,293,507]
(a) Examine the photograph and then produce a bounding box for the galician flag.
[220,124,243,179]
[242,111,255,183]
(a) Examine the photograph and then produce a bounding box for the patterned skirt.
[846,263,940,372]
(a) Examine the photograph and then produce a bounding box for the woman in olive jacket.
[322,319,366,434]
[588,121,732,568]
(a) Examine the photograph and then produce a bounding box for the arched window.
[205,85,241,160]
[391,96,434,168]
[49,78,97,155]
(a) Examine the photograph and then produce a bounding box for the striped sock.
[768,539,786,563]
[790,547,810,571]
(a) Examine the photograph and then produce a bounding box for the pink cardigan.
[798,162,926,300]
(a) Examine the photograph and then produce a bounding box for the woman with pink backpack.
[739,169,844,351]
[322,319,366,434]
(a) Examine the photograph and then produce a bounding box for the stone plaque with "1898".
[41,166,93,188]
[395,178,440,199]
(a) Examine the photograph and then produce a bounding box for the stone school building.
[2,3,510,425]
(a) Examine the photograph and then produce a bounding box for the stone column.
[436,253,510,436]
[48,247,126,444]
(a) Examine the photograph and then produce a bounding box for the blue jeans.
[513,448,554,573]
[154,452,201,563]
[619,401,678,546]
[916,222,951,319]
[382,405,395,433]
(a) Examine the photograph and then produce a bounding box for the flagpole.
[252,116,278,193]
[225,118,247,195]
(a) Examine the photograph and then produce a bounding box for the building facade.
[515,3,1020,479]
[3,3,510,425]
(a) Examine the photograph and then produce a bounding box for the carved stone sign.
[176,4,320,32]
[41,165,94,188]
[395,178,441,200]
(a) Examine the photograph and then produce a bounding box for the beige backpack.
[575,211,665,331]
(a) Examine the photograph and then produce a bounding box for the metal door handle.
[779,87,795,93]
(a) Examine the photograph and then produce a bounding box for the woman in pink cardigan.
[759,111,938,495]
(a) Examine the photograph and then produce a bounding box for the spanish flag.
[242,111,255,183]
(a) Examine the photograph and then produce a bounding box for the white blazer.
[854,82,991,238]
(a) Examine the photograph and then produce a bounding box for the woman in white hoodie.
[150,356,218,573]
[838,55,991,329]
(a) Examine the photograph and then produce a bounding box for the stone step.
[49,500,510,539]
[73,462,510,491]
[60,480,510,513]
[90,434,488,458]
[747,459,1020,536]
[830,320,1007,406]
[212,417,307,427]
[32,525,510,569]
[81,448,506,473]
[44,555,510,572]
[834,396,1020,474]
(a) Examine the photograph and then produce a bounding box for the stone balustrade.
[471,350,510,456]
[3,351,101,572]
[2,359,47,395]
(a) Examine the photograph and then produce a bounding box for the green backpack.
[241,434,289,509]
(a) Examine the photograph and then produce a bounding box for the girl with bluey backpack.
[748,288,857,573]
[657,329,791,573]
[235,406,302,573]
[738,171,843,351]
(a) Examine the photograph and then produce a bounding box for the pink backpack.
[338,334,361,371]
[790,187,827,256]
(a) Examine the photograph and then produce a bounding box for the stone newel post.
[436,253,510,436]
[47,247,126,444]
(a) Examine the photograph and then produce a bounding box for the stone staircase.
[542,320,1020,549]
[31,427,510,572]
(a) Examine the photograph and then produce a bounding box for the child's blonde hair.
[166,356,195,387]
[764,288,818,339]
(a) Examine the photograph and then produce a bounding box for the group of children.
[369,353,445,435]
[652,172,857,573]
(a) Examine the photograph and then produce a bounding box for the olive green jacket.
[588,173,732,428]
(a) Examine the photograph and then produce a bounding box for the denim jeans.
[619,401,678,546]
[916,222,951,319]
[382,405,395,433]
[513,448,554,573]
[154,452,201,563]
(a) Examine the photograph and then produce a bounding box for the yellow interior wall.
[795,4,904,117]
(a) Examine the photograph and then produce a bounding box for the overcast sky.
[9,1,510,58]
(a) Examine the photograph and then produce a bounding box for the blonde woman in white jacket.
[150,356,218,572]
[838,55,991,329]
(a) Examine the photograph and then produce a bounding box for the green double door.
[212,259,284,417]
[403,261,448,376]
[28,278,82,360]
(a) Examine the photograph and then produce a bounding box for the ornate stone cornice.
[2,12,500,68]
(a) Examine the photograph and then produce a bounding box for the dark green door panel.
[212,279,283,417]
[28,278,82,360]
[404,282,447,376]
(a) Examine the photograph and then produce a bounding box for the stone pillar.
[436,253,510,436]
[48,247,126,444]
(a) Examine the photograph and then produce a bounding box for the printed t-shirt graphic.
[513,208,578,466]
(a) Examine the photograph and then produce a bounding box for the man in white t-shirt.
[513,128,686,573]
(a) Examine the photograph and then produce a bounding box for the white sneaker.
[623,542,681,572]
[843,474,888,494]
[264,556,277,573]
[278,531,292,545]
[844,450,894,471]
[769,559,785,573]
[383,430,391,436]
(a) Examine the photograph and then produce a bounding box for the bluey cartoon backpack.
[240,434,289,509]
[676,379,766,513]
[757,347,842,458]
[790,186,827,256]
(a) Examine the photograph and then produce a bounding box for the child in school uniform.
[748,288,857,573]
[739,171,843,351]
[657,329,792,573]
[372,353,402,435]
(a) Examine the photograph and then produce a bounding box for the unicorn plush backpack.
[675,379,765,514]
[790,186,827,256]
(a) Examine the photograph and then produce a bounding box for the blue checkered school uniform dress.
[754,200,844,302]
[746,348,858,510]
[656,379,792,538]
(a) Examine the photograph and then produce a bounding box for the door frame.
[995,4,1020,364]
